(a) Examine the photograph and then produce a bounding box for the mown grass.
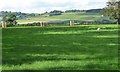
[2,24,119,70]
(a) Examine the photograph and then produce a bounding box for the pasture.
[2,24,118,70]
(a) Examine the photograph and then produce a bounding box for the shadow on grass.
[2,38,118,67]
[2,26,118,69]
[47,64,113,70]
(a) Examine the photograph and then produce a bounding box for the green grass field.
[2,24,119,70]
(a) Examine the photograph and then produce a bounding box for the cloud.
[0,0,107,13]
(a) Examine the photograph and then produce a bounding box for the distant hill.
[65,9,102,13]
[0,9,102,17]
[86,9,102,13]
[0,11,40,20]
[1,9,115,24]
[65,9,84,13]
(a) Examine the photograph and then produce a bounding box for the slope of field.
[17,12,104,24]
[2,24,118,70]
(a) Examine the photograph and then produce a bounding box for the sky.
[0,0,108,13]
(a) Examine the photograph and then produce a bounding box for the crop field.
[2,24,119,70]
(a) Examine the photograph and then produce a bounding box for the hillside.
[17,11,113,24]
[0,9,116,24]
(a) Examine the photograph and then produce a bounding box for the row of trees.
[65,9,84,12]
[49,10,63,16]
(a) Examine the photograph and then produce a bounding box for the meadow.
[2,24,119,70]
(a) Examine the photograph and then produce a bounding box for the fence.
[0,20,117,27]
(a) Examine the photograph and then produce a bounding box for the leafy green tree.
[102,0,120,24]
[2,13,17,26]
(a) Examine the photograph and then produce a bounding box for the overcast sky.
[0,0,108,13]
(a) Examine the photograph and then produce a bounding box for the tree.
[7,14,17,26]
[2,13,17,27]
[102,0,120,24]
[49,10,63,16]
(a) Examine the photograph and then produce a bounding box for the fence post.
[70,21,72,26]
[69,20,74,26]
[2,21,6,28]
[40,22,43,27]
